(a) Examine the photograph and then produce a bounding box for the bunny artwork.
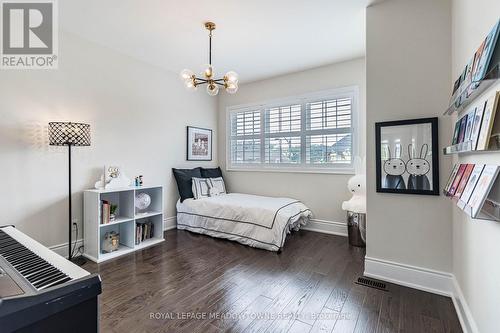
[342,157,366,214]
[406,144,431,191]
[383,146,406,190]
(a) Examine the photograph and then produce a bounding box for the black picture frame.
[375,117,439,195]
[186,126,213,161]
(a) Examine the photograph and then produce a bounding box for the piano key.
[7,252,35,263]
[26,266,59,282]
[34,272,68,289]
[39,276,73,290]
[17,258,46,272]
[19,261,48,276]
[14,257,45,271]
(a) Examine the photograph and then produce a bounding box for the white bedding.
[176,193,312,251]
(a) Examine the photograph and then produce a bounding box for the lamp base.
[70,255,87,266]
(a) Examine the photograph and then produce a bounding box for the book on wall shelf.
[444,163,500,221]
[443,90,500,154]
[445,19,500,116]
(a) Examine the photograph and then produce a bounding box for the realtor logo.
[1,0,58,69]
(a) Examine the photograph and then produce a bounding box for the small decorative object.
[139,175,143,186]
[375,118,439,195]
[94,165,132,189]
[187,126,212,161]
[135,192,151,213]
[342,157,366,248]
[102,231,119,253]
[109,204,118,222]
[135,177,140,187]
[180,22,239,96]
[106,166,121,181]
[342,157,366,214]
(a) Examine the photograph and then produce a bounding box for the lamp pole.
[68,143,72,260]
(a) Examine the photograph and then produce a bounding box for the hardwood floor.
[83,229,462,333]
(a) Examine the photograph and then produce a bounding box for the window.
[227,87,358,173]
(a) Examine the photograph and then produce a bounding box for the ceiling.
[60,0,370,83]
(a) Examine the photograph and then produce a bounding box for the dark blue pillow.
[200,167,223,178]
[172,167,202,202]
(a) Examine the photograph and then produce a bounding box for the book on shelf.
[444,164,460,195]
[454,164,475,199]
[101,200,110,224]
[448,164,467,196]
[476,91,500,150]
[135,221,155,245]
[452,121,461,145]
[464,108,476,142]
[465,165,500,218]
[473,19,499,83]
[457,115,468,144]
[450,19,499,106]
[458,164,485,210]
[470,101,486,150]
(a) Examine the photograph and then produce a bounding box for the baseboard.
[302,219,347,237]
[49,239,84,258]
[450,277,479,333]
[364,256,454,297]
[164,216,177,231]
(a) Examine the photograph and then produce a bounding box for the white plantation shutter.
[305,98,353,164]
[227,88,357,172]
[229,109,261,164]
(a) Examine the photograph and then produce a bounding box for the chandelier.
[180,22,239,96]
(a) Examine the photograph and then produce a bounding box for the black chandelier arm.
[193,77,226,87]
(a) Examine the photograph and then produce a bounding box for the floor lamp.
[49,122,91,265]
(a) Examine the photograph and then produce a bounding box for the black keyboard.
[0,226,102,333]
[0,230,72,290]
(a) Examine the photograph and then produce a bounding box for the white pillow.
[208,177,226,196]
[191,177,226,199]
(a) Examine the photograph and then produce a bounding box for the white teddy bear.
[342,156,366,214]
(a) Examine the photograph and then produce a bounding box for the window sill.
[226,166,355,175]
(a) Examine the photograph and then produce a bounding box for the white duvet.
[176,193,312,251]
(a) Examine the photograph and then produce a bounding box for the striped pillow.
[191,177,227,199]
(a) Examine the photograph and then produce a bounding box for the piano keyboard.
[0,226,89,291]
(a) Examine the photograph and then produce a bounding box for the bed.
[176,193,312,252]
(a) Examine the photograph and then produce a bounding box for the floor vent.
[355,276,388,291]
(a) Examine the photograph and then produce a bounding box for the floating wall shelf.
[444,63,499,116]
[443,140,500,155]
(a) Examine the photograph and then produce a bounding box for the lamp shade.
[48,122,91,146]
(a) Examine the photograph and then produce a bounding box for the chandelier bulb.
[207,83,219,96]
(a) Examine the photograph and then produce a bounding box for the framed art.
[187,126,212,161]
[375,117,439,195]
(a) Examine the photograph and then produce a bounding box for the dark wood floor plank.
[287,320,312,333]
[81,229,461,333]
[331,284,366,333]
[264,272,324,333]
[353,286,384,333]
[376,284,401,333]
[309,306,340,333]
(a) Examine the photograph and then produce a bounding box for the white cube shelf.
[83,185,164,263]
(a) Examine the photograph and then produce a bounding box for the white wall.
[451,1,500,332]
[0,31,218,249]
[218,58,366,226]
[365,0,453,272]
